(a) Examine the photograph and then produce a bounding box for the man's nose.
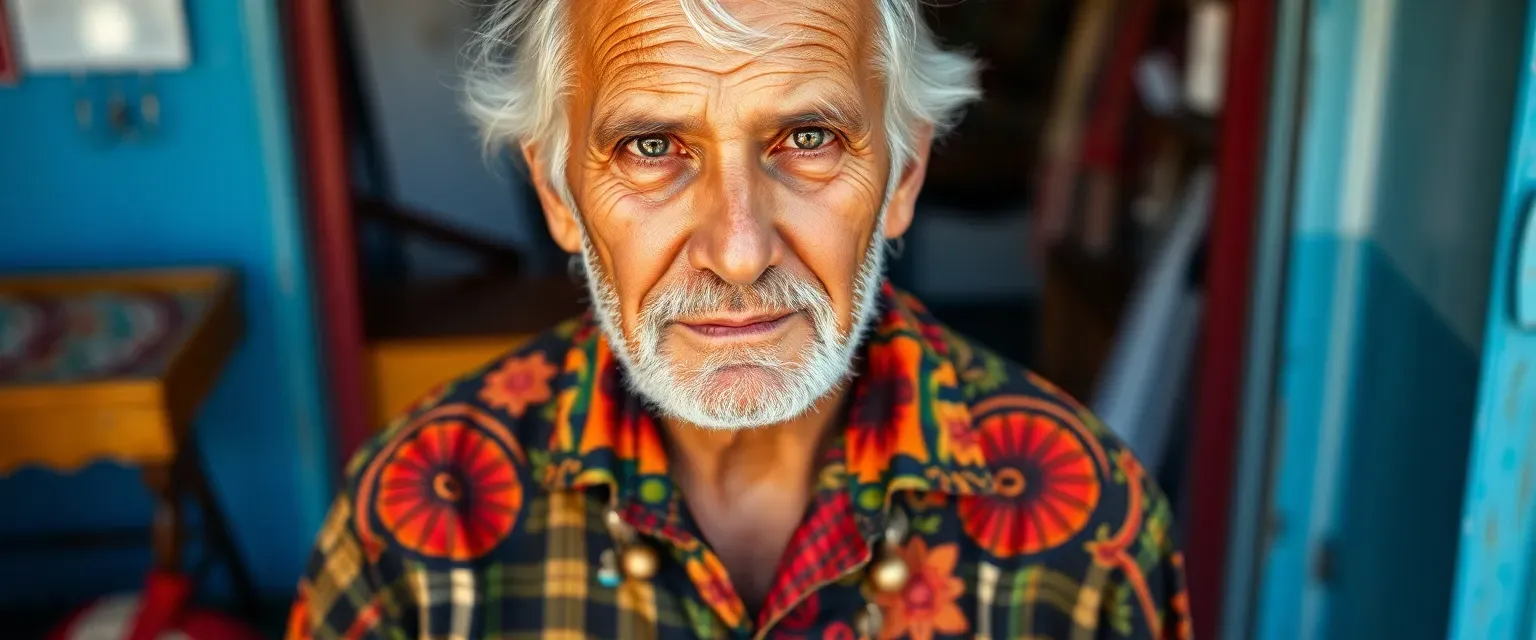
[686,156,783,286]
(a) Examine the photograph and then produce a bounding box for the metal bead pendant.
[605,508,627,535]
[620,543,660,581]
[867,547,911,594]
[599,506,657,585]
[853,602,884,638]
[867,509,911,594]
[597,548,622,588]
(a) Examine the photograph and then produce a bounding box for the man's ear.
[522,142,583,253]
[881,124,934,240]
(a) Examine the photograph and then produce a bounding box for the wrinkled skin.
[522,0,934,610]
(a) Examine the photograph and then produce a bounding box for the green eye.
[634,136,670,157]
[790,127,831,150]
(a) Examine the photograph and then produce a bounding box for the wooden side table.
[0,268,257,613]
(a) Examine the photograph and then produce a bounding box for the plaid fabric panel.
[755,491,869,629]
[413,567,476,640]
[542,491,590,630]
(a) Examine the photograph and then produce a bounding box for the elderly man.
[289,0,1189,637]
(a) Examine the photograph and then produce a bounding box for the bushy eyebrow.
[764,95,870,139]
[590,93,870,150]
[591,114,705,151]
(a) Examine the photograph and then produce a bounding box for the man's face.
[527,0,931,429]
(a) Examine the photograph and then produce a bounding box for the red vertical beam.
[1188,0,1275,636]
[285,0,371,467]
[0,0,18,86]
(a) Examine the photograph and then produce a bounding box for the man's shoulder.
[924,318,1111,444]
[933,324,1176,562]
[340,318,585,491]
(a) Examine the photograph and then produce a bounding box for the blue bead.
[598,570,621,588]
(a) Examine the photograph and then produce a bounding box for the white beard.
[578,225,888,430]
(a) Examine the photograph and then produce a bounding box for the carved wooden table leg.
[185,438,260,617]
[141,459,184,573]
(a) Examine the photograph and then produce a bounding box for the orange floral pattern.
[374,420,523,560]
[846,337,923,482]
[960,411,1102,558]
[480,352,557,417]
[686,553,746,629]
[875,538,969,640]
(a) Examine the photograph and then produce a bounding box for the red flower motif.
[847,343,919,482]
[777,592,820,631]
[849,347,914,430]
[935,398,984,468]
[480,353,558,417]
[375,419,523,561]
[823,621,857,640]
[960,411,1101,558]
[916,320,948,356]
[874,538,968,640]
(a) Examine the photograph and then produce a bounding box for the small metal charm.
[605,508,627,536]
[853,602,884,638]
[883,509,909,545]
[600,506,655,584]
[867,551,910,594]
[866,509,911,594]
[620,543,659,581]
[597,548,622,588]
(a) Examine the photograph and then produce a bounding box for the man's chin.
[666,366,809,429]
[696,366,794,407]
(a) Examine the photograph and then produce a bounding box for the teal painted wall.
[0,1,331,607]
[1449,0,1536,634]
[1255,0,1523,637]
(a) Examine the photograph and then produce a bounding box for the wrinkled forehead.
[565,0,880,126]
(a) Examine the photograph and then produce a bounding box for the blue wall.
[0,1,331,607]
[1253,0,1524,638]
[1449,0,1536,633]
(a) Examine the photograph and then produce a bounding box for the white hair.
[463,0,981,202]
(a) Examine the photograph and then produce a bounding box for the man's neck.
[661,391,844,486]
[659,388,849,614]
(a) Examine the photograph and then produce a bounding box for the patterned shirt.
[288,284,1191,640]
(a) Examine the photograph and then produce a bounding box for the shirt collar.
[539,282,993,536]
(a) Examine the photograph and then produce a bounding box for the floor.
[3,597,290,638]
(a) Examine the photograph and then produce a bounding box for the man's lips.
[676,311,796,338]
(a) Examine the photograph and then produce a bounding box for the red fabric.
[127,570,192,640]
[48,571,264,640]
[756,491,870,629]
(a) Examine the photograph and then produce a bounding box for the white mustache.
[578,223,888,430]
[638,267,839,340]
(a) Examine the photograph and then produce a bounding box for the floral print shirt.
[287,284,1192,640]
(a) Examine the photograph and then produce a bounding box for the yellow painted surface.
[367,335,530,426]
[0,404,174,473]
[0,268,239,475]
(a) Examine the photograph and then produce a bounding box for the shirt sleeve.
[286,495,411,640]
[1104,453,1193,640]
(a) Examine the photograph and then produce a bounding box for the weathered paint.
[1448,0,1536,634]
